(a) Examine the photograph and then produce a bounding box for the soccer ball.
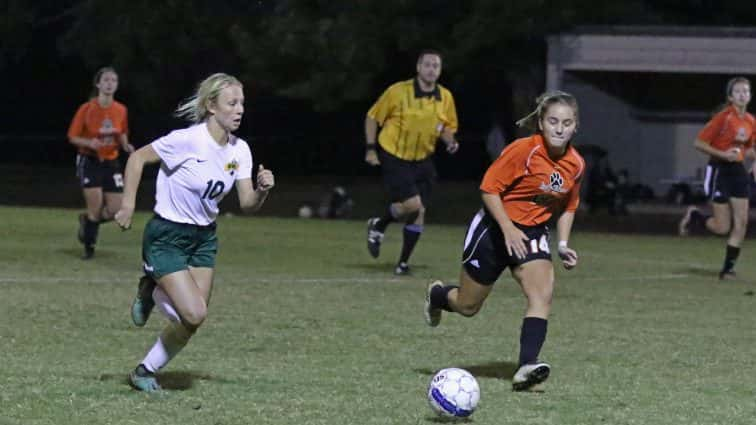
[427,368,480,418]
[297,204,313,218]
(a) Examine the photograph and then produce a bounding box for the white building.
[547,26,756,195]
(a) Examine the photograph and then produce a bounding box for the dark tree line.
[2,0,756,174]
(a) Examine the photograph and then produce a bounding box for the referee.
[364,49,460,275]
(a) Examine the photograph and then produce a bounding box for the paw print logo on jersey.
[99,118,115,145]
[549,171,564,192]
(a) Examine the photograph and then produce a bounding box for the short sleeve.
[565,179,581,212]
[122,106,129,136]
[698,111,727,144]
[67,103,88,139]
[235,139,253,181]
[367,85,397,125]
[443,90,459,133]
[151,129,192,170]
[480,140,529,194]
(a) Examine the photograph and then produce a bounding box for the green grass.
[1,205,755,425]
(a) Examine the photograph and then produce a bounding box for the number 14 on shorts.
[529,234,550,254]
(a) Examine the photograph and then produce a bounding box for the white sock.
[153,286,181,323]
[141,336,170,373]
[141,322,191,373]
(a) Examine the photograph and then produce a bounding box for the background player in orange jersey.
[678,77,756,280]
[424,91,585,392]
[67,67,135,259]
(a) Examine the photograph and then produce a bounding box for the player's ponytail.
[516,91,579,132]
[175,73,243,123]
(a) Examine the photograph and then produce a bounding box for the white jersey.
[151,123,252,225]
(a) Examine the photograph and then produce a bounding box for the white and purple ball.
[427,368,480,418]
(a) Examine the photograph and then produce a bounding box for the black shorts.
[703,160,750,203]
[461,209,552,286]
[378,148,436,204]
[75,155,124,192]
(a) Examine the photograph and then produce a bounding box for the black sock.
[518,317,548,366]
[83,217,100,246]
[399,224,423,264]
[430,285,458,312]
[375,205,396,233]
[723,245,740,273]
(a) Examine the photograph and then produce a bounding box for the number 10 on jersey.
[202,180,225,200]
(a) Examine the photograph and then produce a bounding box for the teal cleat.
[131,275,156,327]
[129,365,161,392]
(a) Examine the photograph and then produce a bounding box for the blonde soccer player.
[115,73,275,392]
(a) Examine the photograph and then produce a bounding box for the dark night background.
[3,0,756,182]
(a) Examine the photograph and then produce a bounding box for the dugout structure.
[547,26,756,196]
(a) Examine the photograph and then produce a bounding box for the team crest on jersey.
[225,159,239,173]
[539,171,567,194]
[737,127,747,142]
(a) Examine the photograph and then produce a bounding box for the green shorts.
[142,215,218,279]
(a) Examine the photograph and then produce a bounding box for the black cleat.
[77,213,87,244]
[424,280,444,327]
[366,217,384,259]
[82,244,95,260]
[394,262,410,276]
[719,270,737,281]
[512,362,551,391]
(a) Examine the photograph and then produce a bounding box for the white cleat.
[512,362,551,391]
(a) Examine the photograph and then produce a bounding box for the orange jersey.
[698,105,755,161]
[480,134,585,226]
[67,99,129,161]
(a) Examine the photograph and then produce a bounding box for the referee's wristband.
[365,144,377,151]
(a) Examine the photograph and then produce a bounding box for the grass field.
[1,205,755,425]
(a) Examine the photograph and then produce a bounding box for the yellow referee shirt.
[367,78,458,161]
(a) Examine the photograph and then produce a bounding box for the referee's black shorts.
[703,160,750,203]
[461,209,552,286]
[378,148,436,204]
